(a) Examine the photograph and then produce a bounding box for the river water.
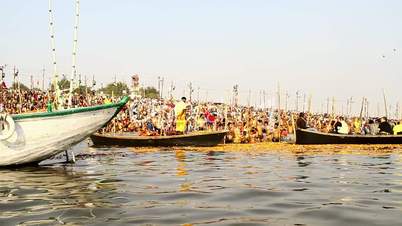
[1,142,402,226]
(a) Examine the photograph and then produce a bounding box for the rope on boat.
[0,114,15,141]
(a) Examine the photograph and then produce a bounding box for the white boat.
[0,96,128,166]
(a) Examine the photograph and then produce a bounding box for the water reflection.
[175,150,193,193]
[0,166,121,225]
[295,155,312,167]
[175,150,188,177]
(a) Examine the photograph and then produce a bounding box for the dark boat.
[90,131,228,147]
[296,129,402,145]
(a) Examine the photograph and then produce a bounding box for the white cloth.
[338,121,349,134]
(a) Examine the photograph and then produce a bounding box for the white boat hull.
[0,99,127,166]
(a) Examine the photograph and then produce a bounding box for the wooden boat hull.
[296,129,402,145]
[0,97,128,166]
[90,131,228,147]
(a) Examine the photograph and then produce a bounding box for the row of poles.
[151,76,400,119]
[2,61,400,119]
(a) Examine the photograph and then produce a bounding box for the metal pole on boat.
[263,90,266,109]
[197,87,200,103]
[382,89,388,118]
[223,90,229,144]
[170,81,175,99]
[341,103,344,116]
[0,65,5,86]
[365,100,369,119]
[13,66,16,89]
[321,100,324,114]
[48,0,62,109]
[254,91,258,108]
[18,73,20,92]
[359,97,365,124]
[349,97,354,117]
[224,90,229,131]
[68,0,80,108]
[42,67,45,91]
[248,89,251,107]
[188,82,193,102]
[285,91,288,112]
[157,76,161,99]
[84,74,87,95]
[161,77,164,99]
[377,102,380,117]
[277,83,281,113]
[277,82,281,141]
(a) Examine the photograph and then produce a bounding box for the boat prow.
[0,96,129,166]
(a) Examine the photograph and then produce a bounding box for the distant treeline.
[7,77,159,99]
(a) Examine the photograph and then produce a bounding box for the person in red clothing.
[204,109,216,130]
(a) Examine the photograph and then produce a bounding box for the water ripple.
[1,143,402,225]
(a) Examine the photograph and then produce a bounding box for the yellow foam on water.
[129,143,402,156]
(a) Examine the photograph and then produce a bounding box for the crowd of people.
[2,86,402,144]
[104,96,402,144]
[296,112,402,136]
[0,88,111,114]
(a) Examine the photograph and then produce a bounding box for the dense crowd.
[2,87,402,144]
[105,97,402,143]
[0,88,110,114]
[0,89,49,114]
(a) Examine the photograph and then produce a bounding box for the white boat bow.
[0,96,128,166]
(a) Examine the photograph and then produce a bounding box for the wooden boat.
[0,97,129,166]
[90,131,228,147]
[296,128,402,145]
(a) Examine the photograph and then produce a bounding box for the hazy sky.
[1,0,401,115]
